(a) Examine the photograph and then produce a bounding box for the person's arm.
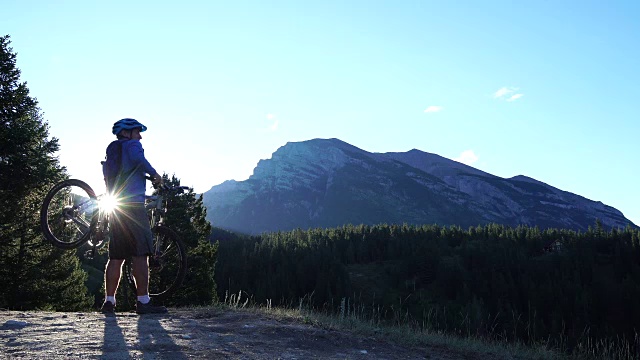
[127,140,160,180]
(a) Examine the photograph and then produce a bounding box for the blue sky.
[4,0,640,226]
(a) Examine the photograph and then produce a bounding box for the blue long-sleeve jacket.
[102,139,158,203]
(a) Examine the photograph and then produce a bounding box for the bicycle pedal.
[84,250,95,259]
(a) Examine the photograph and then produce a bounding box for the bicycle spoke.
[71,222,89,238]
[158,243,176,258]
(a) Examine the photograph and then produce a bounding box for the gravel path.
[0,308,466,359]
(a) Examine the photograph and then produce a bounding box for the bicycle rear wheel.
[125,226,187,301]
[40,179,98,249]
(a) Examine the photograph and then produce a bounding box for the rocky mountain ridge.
[203,138,634,234]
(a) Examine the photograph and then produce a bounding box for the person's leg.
[102,258,125,313]
[131,254,167,314]
[105,258,125,297]
[105,204,131,306]
[130,255,149,296]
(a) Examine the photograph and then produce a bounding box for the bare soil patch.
[0,307,474,359]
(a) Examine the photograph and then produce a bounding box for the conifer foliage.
[159,174,218,306]
[0,35,92,310]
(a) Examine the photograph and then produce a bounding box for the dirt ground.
[0,307,474,359]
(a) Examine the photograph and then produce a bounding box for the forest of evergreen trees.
[215,222,640,350]
[0,35,93,310]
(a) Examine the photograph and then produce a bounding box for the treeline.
[215,222,640,350]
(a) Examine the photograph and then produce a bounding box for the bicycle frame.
[62,197,98,237]
[145,193,165,228]
[144,180,189,228]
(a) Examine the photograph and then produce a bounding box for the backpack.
[103,140,126,194]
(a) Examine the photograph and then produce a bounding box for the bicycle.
[39,178,188,301]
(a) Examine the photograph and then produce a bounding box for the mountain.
[203,138,635,234]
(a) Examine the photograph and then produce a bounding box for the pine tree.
[160,174,218,305]
[0,35,92,310]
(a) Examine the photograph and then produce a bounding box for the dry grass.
[214,290,640,359]
[216,290,564,360]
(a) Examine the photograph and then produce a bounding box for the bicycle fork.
[85,215,109,259]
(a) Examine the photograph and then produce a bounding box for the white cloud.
[454,150,479,166]
[507,94,524,102]
[494,87,524,102]
[423,106,443,113]
[265,114,278,131]
[493,87,517,99]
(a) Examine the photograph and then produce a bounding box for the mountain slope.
[203,138,634,234]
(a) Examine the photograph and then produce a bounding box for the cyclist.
[100,118,167,314]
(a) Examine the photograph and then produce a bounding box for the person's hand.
[151,173,164,186]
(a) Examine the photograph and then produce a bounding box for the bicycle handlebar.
[144,176,190,193]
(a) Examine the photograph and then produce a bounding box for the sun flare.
[98,194,119,213]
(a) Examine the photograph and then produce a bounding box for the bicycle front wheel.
[125,226,187,301]
[40,179,98,249]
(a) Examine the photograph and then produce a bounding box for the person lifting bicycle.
[100,118,167,315]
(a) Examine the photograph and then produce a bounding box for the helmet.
[112,118,147,135]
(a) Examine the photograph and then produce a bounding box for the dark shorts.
[109,203,153,260]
